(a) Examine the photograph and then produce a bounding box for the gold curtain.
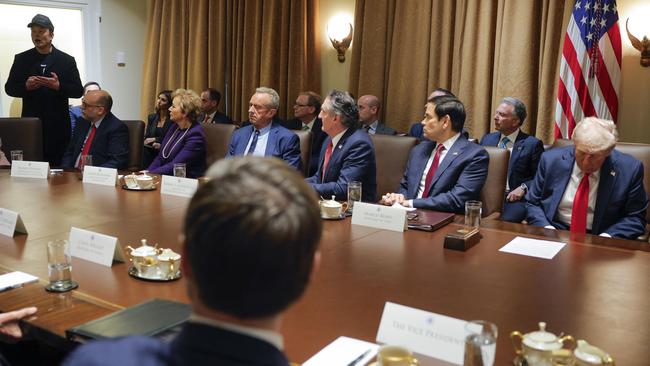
[141,0,321,123]
[349,0,575,143]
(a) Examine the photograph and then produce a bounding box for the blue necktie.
[499,136,510,149]
[247,129,260,155]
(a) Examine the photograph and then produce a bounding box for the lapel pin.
[452,152,459,156]
[610,170,616,177]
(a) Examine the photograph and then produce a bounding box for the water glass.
[173,163,186,178]
[464,320,497,366]
[464,200,482,229]
[347,181,362,212]
[80,154,93,174]
[45,240,78,292]
[10,150,23,161]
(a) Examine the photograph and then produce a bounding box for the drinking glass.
[464,320,497,366]
[10,150,23,161]
[464,200,482,229]
[45,240,78,292]
[173,163,186,178]
[347,181,362,213]
[80,155,92,175]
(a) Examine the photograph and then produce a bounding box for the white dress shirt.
[244,123,272,156]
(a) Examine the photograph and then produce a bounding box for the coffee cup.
[137,175,154,189]
[124,173,139,189]
[320,196,348,218]
[157,248,181,278]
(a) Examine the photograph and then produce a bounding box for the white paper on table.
[302,336,378,366]
[391,202,416,212]
[0,271,39,291]
[499,236,566,259]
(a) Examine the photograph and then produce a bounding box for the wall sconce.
[626,18,650,67]
[327,17,353,63]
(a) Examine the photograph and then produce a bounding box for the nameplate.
[351,202,407,232]
[82,166,118,186]
[69,227,125,267]
[160,175,198,198]
[0,208,28,237]
[10,161,49,179]
[376,302,469,365]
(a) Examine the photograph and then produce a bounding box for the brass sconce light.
[626,18,650,67]
[327,18,353,63]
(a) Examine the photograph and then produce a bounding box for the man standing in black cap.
[5,14,83,166]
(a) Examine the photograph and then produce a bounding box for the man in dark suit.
[198,88,231,124]
[408,88,455,141]
[226,87,301,171]
[281,91,327,176]
[306,90,377,202]
[358,95,396,135]
[480,97,544,222]
[61,90,129,169]
[5,14,83,166]
[381,95,488,213]
[526,117,648,239]
[64,157,323,366]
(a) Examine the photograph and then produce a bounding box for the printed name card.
[69,227,125,267]
[0,208,28,237]
[351,202,407,232]
[10,161,49,179]
[376,302,469,365]
[161,175,198,198]
[82,166,118,186]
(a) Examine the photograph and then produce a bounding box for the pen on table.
[0,284,23,292]
[346,348,372,366]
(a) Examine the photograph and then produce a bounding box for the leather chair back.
[0,117,43,161]
[122,120,145,171]
[481,146,510,217]
[202,123,237,167]
[370,134,418,198]
[294,130,312,176]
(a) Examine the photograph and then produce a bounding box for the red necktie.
[77,125,96,168]
[203,114,210,124]
[321,142,334,181]
[422,144,445,197]
[570,173,590,233]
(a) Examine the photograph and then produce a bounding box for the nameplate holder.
[376,302,469,365]
[0,208,28,237]
[82,166,118,186]
[10,161,49,179]
[351,202,407,232]
[69,227,125,267]
[443,227,481,251]
[161,175,198,198]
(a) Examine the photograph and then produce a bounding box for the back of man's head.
[184,157,322,319]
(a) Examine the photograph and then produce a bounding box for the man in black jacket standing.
[5,14,83,166]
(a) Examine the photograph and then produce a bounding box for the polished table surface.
[0,170,649,365]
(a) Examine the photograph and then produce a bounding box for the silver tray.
[122,184,157,191]
[127,265,181,281]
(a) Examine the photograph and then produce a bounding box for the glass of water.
[45,240,78,292]
[11,150,23,162]
[347,181,362,213]
[464,200,482,229]
[173,163,186,178]
[464,320,497,366]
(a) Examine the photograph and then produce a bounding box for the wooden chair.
[480,146,510,217]
[294,130,312,177]
[122,120,145,171]
[370,134,418,198]
[0,117,43,162]
[202,123,237,167]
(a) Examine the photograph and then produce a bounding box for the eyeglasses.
[294,103,310,107]
[81,100,103,108]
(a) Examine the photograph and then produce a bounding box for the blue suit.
[399,135,489,213]
[61,112,129,169]
[63,322,289,366]
[306,128,377,202]
[480,130,544,222]
[526,146,648,239]
[226,122,302,171]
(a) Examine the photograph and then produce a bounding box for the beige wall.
[319,0,355,97]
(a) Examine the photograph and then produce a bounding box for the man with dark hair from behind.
[64,156,323,366]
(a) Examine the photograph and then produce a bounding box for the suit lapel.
[238,127,254,155]
[324,129,354,182]
[508,131,527,183]
[265,123,279,156]
[411,141,436,198]
[549,148,575,216]
[592,155,616,233]
[428,136,467,192]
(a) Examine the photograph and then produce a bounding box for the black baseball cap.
[27,14,54,32]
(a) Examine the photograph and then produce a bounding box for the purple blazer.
[147,122,206,178]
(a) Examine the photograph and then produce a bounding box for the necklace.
[161,125,190,159]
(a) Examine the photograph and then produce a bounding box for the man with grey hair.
[358,95,396,135]
[526,117,648,239]
[306,90,377,202]
[480,97,544,222]
[226,87,302,170]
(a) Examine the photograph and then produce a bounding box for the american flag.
[554,0,621,139]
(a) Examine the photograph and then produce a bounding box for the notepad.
[0,271,39,292]
[499,236,566,259]
[303,336,378,366]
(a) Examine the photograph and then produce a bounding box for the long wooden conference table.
[0,170,648,365]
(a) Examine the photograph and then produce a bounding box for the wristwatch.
[519,183,528,192]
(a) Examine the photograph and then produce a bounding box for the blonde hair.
[172,88,201,120]
[572,117,618,154]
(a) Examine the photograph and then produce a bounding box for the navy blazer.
[526,146,648,239]
[282,117,327,176]
[399,135,489,213]
[372,122,397,135]
[408,122,425,141]
[226,122,302,171]
[63,322,290,366]
[306,128,377,202]
[480,130,544,190]
[61,112,129,169]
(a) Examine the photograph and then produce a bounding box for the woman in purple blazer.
[147,89,206,178]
